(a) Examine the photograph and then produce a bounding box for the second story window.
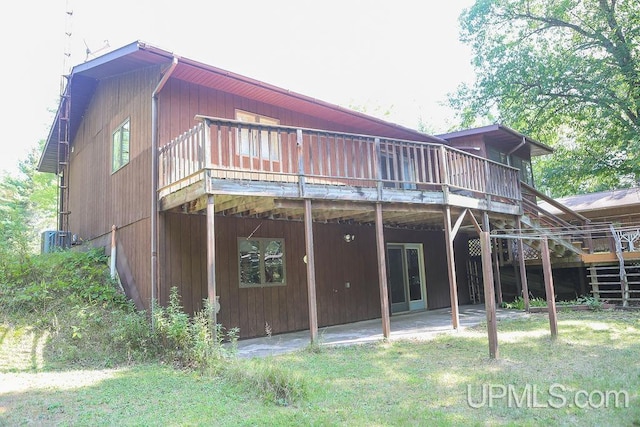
[112,118,130,173]
[235,110,280,161]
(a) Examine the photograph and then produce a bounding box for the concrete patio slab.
[235,305,526,358]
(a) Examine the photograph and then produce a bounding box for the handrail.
[158,116,523,205]
[521,182,590,224]
[521,198,581,231]
[195,114,521,173]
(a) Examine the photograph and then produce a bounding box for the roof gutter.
[151,56,178,319]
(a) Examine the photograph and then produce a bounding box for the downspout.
[110,225,117,279]
[505,136,527,166]
[151,56,179,324]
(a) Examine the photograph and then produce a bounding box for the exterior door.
[387,243,427,313]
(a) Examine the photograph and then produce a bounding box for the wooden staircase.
[488,183,589,262]
[481,182,640,307]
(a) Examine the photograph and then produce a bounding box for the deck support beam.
[480,231,498,359]
[206,195,218,335]
[375,203,391,339]
[541,237,558,339]
[303,199,319,344]
[443,205,460,329]
[516,217,530,311]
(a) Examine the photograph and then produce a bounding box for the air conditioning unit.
[41,231,71,253]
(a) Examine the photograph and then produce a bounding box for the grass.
[1,310,639,426]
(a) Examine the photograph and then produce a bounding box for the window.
[235,110,280,161]
[112,118,130,172]
[380,151,417,189]
[519,159,534,186]
[487,147,508,165]
[238,238,285,287]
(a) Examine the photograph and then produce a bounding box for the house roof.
[437,124,554,157]
[38,40,444,173]
[538,187,640,215]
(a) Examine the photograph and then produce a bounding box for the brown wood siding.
[68,65,161,308]
[158,79,397,146]
[447,135,487,158]
[161,213,466,339]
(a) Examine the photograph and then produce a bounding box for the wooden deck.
[582,250,640,264]
[157,116,523,226]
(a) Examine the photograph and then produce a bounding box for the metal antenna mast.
[56,0,74,247]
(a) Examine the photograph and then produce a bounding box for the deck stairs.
[489,183,588,262]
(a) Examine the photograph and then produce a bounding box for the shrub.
[151,287,239,369]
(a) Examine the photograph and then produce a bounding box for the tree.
[451,0,640,196]
[0,141,57,261]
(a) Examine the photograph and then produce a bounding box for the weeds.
[502,295,547,310]
[225,359,308,406]
[0,250,238,371]
[502,294,608,311]
[152,288,239,369]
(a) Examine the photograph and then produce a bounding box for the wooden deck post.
[491,237,503,306]
[516,217,530,311]
[480,231,498,359]
[375,203,391,339]
[589,265,600,299]
[443,205,460,329]
[541,237,558,338]
[303,199,319,344]
[206,195,218,335]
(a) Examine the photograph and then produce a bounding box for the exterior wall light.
[343,233,355,243]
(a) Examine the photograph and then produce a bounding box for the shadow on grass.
[2,311,640,426]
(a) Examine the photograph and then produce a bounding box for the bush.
[151,287,239,369]
[1,251,239,370]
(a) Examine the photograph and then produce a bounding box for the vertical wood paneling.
[160,211,467,339]
[70,70,473,336]
[68,65,161,309]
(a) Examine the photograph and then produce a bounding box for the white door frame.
[387,243,427,312]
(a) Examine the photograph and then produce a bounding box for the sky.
[0,0,476,175]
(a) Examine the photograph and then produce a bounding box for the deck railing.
[158,116,522,203]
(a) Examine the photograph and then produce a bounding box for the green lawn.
[1,310,639,426]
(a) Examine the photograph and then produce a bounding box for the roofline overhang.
[38,40,446,173]
[437,123,554,156]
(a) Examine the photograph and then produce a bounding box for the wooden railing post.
[583,220,594,254]
[439,146,450,203]
[202,120,211,169]
[374,137,382,200]
[297,129,305,197]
